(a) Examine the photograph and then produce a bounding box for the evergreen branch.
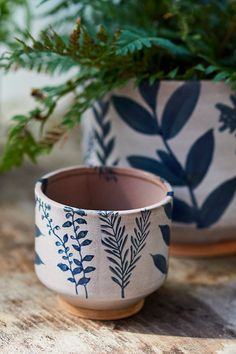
[100,210,151,298]
[100,212,129,298]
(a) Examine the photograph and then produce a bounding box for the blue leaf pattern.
[161,81,201,140]
[112,95,159,135]
[128,156,185,186]
[100,210,151,298]
[185,129,214,189]
[112,80,236,229]
[36,199,95,298]
[139,79,160,111]
[92,100,119,166]
[35,225,43,238]
[198,177,236,228]
[35,252,44,265]
[151,254,168,274]
[159,225,171,246]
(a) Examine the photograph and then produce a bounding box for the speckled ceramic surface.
[35,166,173,313]
[82,81,236,247]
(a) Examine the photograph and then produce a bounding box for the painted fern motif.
[99,210,151,298]
[93,100,119,166]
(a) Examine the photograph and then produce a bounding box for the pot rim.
[35,165,173,215]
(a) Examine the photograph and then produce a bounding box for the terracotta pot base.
[170,239,236,257]
[58,297,145,320]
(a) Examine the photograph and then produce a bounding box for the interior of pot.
[42,167,168,211]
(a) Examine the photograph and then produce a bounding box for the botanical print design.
[35,225,44,265]
[216,94,236,136]
[151,254,168,275]
[35,252,44,265]
[99,210,151,298]
[112,81,236,229]
[36,198,95,298]
[159,225,171,246]
[92,100,119,166]
[35,225,44,238]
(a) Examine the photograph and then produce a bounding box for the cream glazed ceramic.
[35,166,173,320]
[82,81,236,256]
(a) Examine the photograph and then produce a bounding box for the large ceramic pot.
[82,81,236,256]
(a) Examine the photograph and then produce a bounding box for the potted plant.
[0,0,236,256]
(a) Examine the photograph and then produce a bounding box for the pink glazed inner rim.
[39,167,172,211]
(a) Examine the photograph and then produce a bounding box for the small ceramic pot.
[35,166,173,320]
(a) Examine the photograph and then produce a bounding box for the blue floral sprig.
[62,206,95,298]
[36,199,95,297]
[36,198,78,293]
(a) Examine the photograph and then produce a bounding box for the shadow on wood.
[110,285,236,339]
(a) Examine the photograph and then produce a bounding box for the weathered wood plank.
[0,153,236,353]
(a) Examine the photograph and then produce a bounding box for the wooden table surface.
[0,143,236,354]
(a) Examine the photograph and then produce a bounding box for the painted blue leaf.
[81,239,92,246]
[84,266,96,273]
[77,231,88,239]
[64,206,73,213]
[63,234,69,243]
[105,137,115,158]
[67,277,76,283]
[62,256,68,260]
[159,225,171,246]
[62,221,72,228]
[139,79,160,111]
[112,95,159,135]
[157,150,185,180]
[103,121,111,136]
[75,209,86,216]
[163,202,173,220]
[185,129,214,189]
[172,198,196,223]
[65,213,72,219]
[78,277,90,285]
[128,156,185,186]
[75,218,87,224]
[73,266,83,275]
[72,244,81,252]
[35,252,44,265]
[151,254,168,274]
[74,259,82,266]
[35,225,43,238]
[198,177,236,228]
[55,241,61,246]
[98,100,110,117]
[161,81,201,140]
[58,249,64,254]
[82,255,94,262]
[111,276,122,287]
[57,263,69,271]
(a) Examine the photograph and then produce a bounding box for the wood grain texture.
[0,147,236,354]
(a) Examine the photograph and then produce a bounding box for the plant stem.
[71,211,88,299]
[110,218,125,299]
[38,200,77,293]
[153,111,200,217]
